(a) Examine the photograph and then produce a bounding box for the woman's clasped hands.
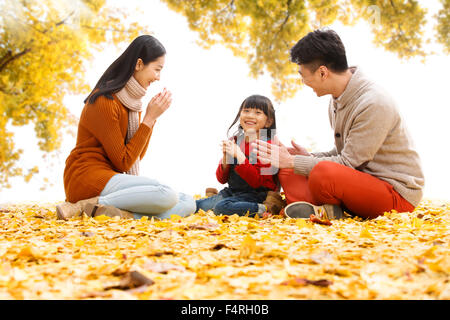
[143,87,172,127]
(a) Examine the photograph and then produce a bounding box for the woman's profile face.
[134,55,165,88]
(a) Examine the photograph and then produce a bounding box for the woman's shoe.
[284,201,344,220]
[84,203,134,219]
[56,197,133,220]
[56,197,99,220]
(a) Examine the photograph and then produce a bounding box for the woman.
[56,35,196,220]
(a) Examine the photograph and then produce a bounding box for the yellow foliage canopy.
[0,0,148,188]
[161,0,447,101]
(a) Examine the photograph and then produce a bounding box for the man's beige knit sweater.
[293,66,424,207]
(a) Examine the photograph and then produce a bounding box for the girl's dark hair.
[290,29,348,72]
[227,95,276,140]
[84,35,166,104]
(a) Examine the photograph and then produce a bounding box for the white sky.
[1,0,449,204]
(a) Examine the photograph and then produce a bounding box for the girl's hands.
[143,88,172,127]
[222,140,246,164]
[222,143,228,168]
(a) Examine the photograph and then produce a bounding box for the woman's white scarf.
[115,76,146,176]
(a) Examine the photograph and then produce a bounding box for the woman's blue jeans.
[99,174,196,220]
[196,191,262,216]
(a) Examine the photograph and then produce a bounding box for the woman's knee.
[177,193,196,217]
[156,185,178,210]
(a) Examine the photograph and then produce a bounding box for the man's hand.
[251,136,294,169]
[287,140,311,156]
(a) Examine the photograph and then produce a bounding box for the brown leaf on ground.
[310,214,332,226]
[105,271,154,291]
[149,251,175,257]
[281,278,333,287]
[80,231,95,237]
[211,243,228,250]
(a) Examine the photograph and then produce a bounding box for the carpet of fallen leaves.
[0,198,449,300]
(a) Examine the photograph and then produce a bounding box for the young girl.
[56,35,196,220]
[195,95,283,216]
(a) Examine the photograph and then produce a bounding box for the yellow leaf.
[17,245,41,260]
[296,219,307,229]
[334,268,352,277]
[426,256,449,273]
[170,214,182,221]
[412,217,423,228]
[115,250,124,259]
[359,227,373,239]
[135,238,149,249]
[75,238,84,246]
[94,214,111,221]
[240,235,257,258]
[423,246,438,258]
[335,231,348,239]
[425,283,441,294]
[260,233,273,241]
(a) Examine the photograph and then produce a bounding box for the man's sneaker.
[284,201,344,220]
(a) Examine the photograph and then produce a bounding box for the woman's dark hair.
[290,29,348,73]
[227,95,276,140]
[84,35,166,104]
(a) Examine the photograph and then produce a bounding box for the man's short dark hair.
[290,29,348,72]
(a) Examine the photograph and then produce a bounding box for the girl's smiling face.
[239,107,272,136]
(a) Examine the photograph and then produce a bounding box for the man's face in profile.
[298,64,327,97]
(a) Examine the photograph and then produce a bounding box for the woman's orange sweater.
[63,94,154,203]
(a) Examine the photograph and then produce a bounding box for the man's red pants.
[279,161,414,219]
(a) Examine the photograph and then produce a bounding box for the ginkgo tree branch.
[269,0,292,50]
[0,18,136,74]
[216,0,235,16]
[55,10,76,27]
[0,48,32,73]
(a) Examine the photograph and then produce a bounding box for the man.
[253,29,424,220]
